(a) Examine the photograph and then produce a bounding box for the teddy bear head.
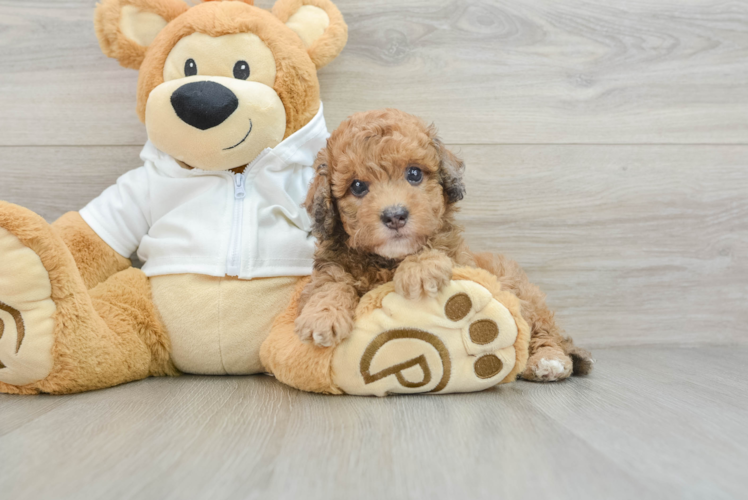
[95,0,347,171]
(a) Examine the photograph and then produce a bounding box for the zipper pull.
[234,173,246,199]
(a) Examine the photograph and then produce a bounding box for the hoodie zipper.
[224,148,271,277]
[226,171,246,277]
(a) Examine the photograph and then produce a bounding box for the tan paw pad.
[331,280,520,396]
[0,227,56,387]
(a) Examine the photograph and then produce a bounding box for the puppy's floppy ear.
[95,0,189,69]
[430,128,466,204]
[272,0,348,69]
[304,148,338,240]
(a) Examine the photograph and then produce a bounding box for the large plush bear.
[0,0,530,396]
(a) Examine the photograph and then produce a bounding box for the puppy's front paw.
[394,254,453,301]
[295,303,355,348]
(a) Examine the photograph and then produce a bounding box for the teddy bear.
[0,0,530,396]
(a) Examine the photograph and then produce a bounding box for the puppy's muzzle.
[381,205,409,230]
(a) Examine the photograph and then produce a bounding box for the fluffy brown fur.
[260,277,342,394]
[51,211,132,290]
[296,109,593,381]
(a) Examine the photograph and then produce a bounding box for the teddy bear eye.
[350,179,369,197]
[184,58,197,77]
[233,61,250,80]
[406,166,423,185]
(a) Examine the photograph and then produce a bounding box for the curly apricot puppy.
[296,109,593,382]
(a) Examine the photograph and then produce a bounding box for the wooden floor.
[1,0,747,498]
[1,345,746,500]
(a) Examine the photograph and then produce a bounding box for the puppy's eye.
[350,179,369,197]
[184,59,197,77]
[233,61,250,80]
[406,166,423,185]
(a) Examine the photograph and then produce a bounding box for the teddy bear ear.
[272,0,348,69]
[95,0,189,70]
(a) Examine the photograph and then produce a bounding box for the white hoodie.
[80,105,328,280]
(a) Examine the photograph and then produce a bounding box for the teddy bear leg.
[0,202,175,395]
[262,268,532,396]
[83,268,178,388]
[259,278,343,394]
[51,211,132,290]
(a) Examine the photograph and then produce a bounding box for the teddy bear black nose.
[381,205,409,230]
[171,81,239,131]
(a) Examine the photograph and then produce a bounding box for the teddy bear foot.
[0,202,66,390]
[331,274,530,396]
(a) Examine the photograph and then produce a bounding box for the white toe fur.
[533,358,567,381]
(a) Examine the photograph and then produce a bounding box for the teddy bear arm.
[51,211,131,290]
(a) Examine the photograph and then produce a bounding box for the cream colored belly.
[151,274,300,375]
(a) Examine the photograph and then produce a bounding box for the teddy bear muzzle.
[145,76,287,171]
[170,80,239,131]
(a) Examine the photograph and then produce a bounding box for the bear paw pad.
[331,280,522,396]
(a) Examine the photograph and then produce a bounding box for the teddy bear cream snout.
[145,75,287,171]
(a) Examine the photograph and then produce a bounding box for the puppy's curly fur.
[296,109,593,381]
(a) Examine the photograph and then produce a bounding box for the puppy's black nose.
[171,81,238,130]
[381,206,409,230]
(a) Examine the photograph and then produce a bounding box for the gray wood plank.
[0,396,72,437]
[1,144,745,348]
[1,0,747,146]
[0,146,142,222]
[0,346,745,500]
[458,144,748,348]
[525,346,748,500]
